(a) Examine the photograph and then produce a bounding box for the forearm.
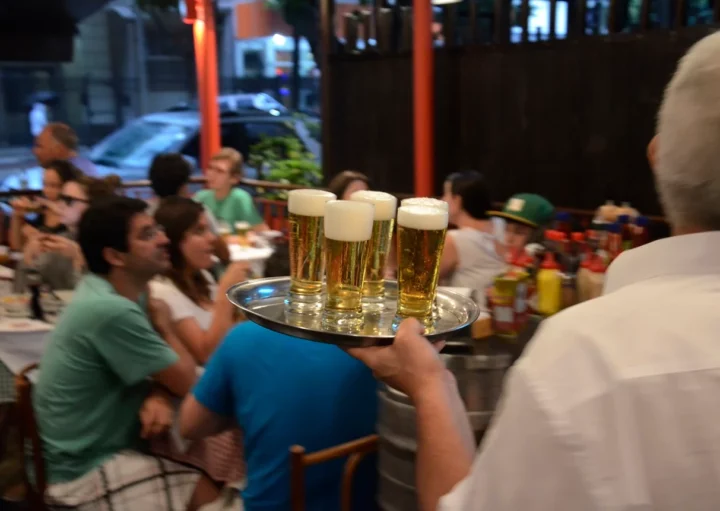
[157,325,197,396]
[199,298,236,363]
[414,372,476,511]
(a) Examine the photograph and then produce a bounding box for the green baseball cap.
[487,193,554,228]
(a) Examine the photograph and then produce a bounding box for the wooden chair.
[15,362,47,510]
[256,198,289,233]
[290,434,379,511]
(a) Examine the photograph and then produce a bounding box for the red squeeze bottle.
[633,216,650,248]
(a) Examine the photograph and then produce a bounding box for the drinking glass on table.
[285,189,336,314]
[349,190,397,313]
[395,205,449,327]
[321,200,374,332]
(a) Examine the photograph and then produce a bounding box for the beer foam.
[397,205,449,231]
[400,197,449,211]
[288,189,337,216]
[324,200,374,241]
[349,190,397,221]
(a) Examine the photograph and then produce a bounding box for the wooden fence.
[318,0,720,215]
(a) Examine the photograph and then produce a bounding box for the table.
[0,319,51,404]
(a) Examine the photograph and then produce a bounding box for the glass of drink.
[322,200,374,332]
[396,205,449,325]
[399,198,448,319]
[349,190,397,313]
[286,189,336,314]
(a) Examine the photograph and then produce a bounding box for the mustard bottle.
[536,251,562,316]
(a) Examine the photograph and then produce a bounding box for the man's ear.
[647,135,658,171]
[230,174,241,186]
[102,246,126,269]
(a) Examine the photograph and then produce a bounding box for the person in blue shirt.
[179,243,379,511]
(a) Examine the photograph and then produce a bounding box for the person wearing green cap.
[487,193,555,252]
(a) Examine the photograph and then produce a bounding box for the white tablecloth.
[0,319,52,403]
[0,319,52,374]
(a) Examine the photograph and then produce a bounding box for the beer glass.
[400,198,448,318]
[400,197,449,211]
[349,190,397,312]
[322,200,374,331]
[286,189,337,314]
[396,205,449,322]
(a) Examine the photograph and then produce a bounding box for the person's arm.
[439,235,459,278]
[414,372,475,511]
[168,263,249,364]
[148,298,198,396]
[179,395,231,440]
[179,335,236,440]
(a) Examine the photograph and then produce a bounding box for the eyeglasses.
[59,194,89,206]
[137,224,166,242]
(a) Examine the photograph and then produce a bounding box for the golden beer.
[396,206,448,320]
[324,238,369,312]
[286,189,336,314]
[322,200,374,331]
[349,190,398,310]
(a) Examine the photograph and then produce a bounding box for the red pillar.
[413,0,434,197]
[187,0,221,173]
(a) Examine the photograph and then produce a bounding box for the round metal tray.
[227,276,479,347]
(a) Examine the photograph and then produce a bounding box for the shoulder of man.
[229,187,253,202]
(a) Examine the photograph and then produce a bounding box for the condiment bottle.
[576,251,594,303]
[607,223,623,260]
[536,252,562,316]
[555,212,572,237]
[617,214,633,251]
[587,256,607,300]
[633,216,650,248]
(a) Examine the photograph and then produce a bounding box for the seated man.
[193,148,269,232]
[34,196,216,510]
[179,244,379,511]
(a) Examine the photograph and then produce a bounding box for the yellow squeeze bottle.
[536,251,562,316]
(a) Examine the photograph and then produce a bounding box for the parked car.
[1,95,319,193]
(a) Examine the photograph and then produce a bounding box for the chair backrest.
[289,434,379,511]
[255,198,289,232]
[15,362,47,510]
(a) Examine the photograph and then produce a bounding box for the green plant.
[249,135,322,200]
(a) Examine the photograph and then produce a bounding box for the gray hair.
[656,31,720,230]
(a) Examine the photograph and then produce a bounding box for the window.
[90,120,195,168]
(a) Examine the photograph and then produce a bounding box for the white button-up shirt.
[440,232,720,511]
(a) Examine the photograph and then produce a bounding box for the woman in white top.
[151,197,248,364]
[438,171,507,306]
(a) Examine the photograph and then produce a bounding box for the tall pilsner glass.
[286,189,337,314]
[396,205,449,323]
[322,200,374,332]
[400,197,448,318]
[349,190,397,312]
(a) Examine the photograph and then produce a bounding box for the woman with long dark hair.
[151,197,248,364]
[438,170,507,307]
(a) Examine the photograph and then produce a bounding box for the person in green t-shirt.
[34,197,218,510]
[194,147,269,233]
